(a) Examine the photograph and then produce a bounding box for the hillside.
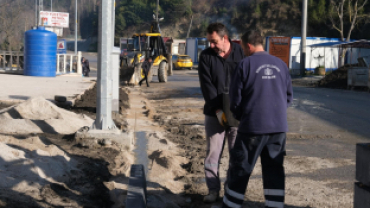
[1,0,370,51]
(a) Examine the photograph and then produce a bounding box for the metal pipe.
[300,0,307,76]
[35,0,38,26]
[75,0,78,55]
[156,0,159,22]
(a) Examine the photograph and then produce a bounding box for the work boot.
[203,191,218,203]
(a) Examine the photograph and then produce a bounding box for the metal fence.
[57,52,82,75]
[0,51,24,74]
[0,51,82,75]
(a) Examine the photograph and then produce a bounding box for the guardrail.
[0,51,24,74]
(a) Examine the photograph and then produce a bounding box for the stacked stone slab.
[354,144,370,208]
[126,164,147,208]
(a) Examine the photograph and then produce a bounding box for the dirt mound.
[317,66,349,89]
[148,149,188,194]
[0,97,93,134]
[75,83,130,110]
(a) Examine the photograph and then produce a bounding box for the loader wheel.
[158,61,168,83]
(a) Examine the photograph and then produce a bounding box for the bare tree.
[329,0,368,41]
[329,0,369,65]
[0,0,32,51]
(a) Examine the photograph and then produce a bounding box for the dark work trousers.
[222,132,286,208]
[204,116,238,193]
[82,66,89,77]
[139,70,149,87]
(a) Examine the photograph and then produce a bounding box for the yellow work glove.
[216,110,228,127]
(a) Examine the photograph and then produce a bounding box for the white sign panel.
[45,26,64,37]
[39,11,69,28]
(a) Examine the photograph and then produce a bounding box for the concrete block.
[354,182,370,208]
[74,127,133,149]
[356,143,370,185]
[126,164,147,208]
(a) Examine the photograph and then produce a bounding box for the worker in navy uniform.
[139,58,152,87]
[222,30,293,208]
[81,57,90,77]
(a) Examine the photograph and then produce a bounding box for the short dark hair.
[206,23,228,38]
[241,30,263,46]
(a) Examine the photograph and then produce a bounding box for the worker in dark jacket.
[222,31,293,208]
[139,58,152,87]
[198,23,244,203]
[81,57,90,77]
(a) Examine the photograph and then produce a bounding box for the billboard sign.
[268,37,291,67]
[57,39,67,54]
[39,11,69,28]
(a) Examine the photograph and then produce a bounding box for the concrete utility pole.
[111,0,115,47]
[75,0,78,54]
[51,0,52,12]
[94,0,116,130]
[187,15,193,38]
[39,0,43,11]
[300,0,307,76]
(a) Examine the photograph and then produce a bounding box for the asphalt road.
[153,69,370,142]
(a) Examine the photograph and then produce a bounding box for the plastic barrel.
[24,26,57,77]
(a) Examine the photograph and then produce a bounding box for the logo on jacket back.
[264,68,273,76]
[256,64,280,80]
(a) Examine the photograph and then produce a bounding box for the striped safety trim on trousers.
[204,163,219,168]
[265,200,284,208]
[225,185,245,200]
[223,195,242,208]
[264,189,285,196]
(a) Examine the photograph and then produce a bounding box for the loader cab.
[132,33,168,66]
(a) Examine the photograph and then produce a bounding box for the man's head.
[241,30,264,56]
[148,58,152,62]
[206,23,229,54]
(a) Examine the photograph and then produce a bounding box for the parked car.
[172,54,193,70]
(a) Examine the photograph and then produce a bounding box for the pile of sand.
[0,97,93,135]
[0,136,78,189]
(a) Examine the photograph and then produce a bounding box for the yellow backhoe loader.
[120,21,173,85]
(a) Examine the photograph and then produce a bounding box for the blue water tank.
[24,26,57,77]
